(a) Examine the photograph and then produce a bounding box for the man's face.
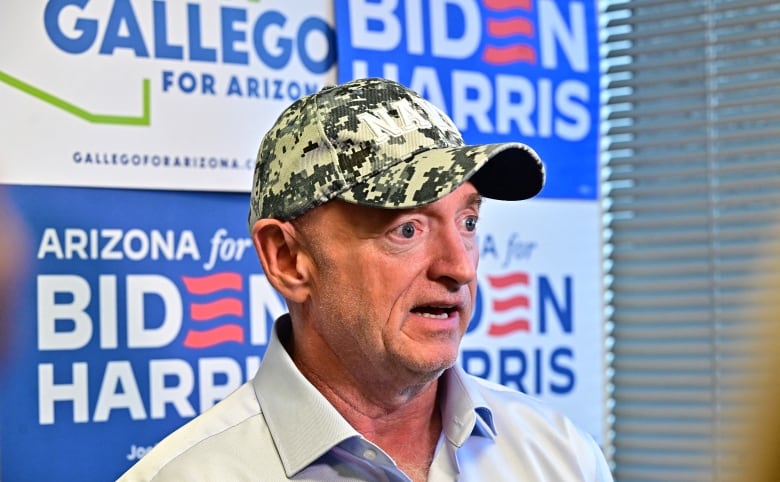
[294,182,482,385]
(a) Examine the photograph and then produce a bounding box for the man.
[119,78,612,481]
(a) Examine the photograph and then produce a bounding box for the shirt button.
[363,449,377,460]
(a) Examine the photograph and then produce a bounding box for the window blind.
[599,0,780,480]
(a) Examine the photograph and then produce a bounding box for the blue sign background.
[1,185,273,481]
[335,0,601,200]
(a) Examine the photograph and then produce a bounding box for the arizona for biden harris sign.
[3,186,288,481]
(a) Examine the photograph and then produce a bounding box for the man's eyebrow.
[468,193,483,210]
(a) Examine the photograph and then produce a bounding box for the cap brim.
[337,142,545,209]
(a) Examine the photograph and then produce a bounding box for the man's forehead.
[306,182,482,222]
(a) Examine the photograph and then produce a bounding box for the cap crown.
[249,78,464,223]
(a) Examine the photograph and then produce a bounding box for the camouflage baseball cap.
[248,77,544,228]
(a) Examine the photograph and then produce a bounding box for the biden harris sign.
[2,186,285,481]
[335,0,600,201]
[335,0,607,445]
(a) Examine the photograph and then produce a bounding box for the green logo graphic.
[0,70,150,126]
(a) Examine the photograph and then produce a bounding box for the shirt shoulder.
[116,381,278,481]
[469,374,568,423]
[460,374,613,481]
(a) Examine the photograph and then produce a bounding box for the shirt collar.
[440,363,498,446]
[252,315,360,477]
[253,316,498,476]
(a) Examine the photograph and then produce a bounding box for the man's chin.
[403,352,458,382]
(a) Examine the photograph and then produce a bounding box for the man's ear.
[251,219,311,303]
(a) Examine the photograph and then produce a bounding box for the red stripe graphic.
[486,271,532,336]
[488,319,531,335]
[487,18,534,37]
[482,45,536,65]
[181,272,242,294]
[183,324,245,348]
[190,298,243,320]
[484,0,532,11]
[487,272,530,288]
[493,295,529,312]
[181,272,247,349]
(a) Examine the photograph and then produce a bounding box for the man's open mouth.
[411,305,457,319]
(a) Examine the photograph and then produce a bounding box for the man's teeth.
[419,311,449,319]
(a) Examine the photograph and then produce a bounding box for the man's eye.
[464,216,478,232]
[400,222,416,239]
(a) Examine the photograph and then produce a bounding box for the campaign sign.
[335,0,607,443]
[335,0,601,201]
[1,185,284,481]
[0,0,336,192]
[459,198,606,443]
[2,185,606,482]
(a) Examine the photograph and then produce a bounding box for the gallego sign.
[0,0,336,191]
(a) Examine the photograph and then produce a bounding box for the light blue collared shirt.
[119,315,612,481]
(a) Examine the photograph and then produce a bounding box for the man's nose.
[428,224,477,290]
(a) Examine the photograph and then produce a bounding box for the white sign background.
[0,0,336,191]
[465,198,607,443]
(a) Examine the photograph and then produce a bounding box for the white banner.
[0,0,336,191]
[464,198,606,443]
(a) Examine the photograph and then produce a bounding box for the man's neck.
[291,343,445,481]
[314,369,443,482]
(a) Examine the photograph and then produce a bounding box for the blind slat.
[601,0,780,479]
